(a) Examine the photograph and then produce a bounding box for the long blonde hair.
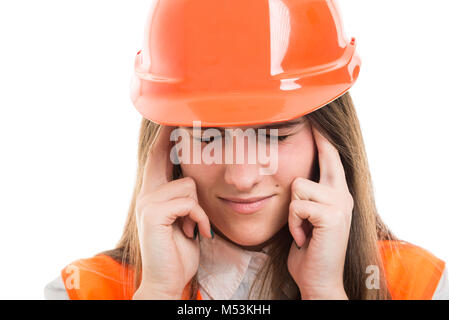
[100,91,398,299]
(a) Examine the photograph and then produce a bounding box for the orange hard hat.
[130,0,361,127]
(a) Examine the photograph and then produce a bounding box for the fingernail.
[193,224,198,240]
[210,227,214,239]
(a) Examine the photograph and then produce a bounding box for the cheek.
[176,137,222,185]
[276,129,316,182]
[180,162,222,191]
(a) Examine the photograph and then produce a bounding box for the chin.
[226,227,273,247]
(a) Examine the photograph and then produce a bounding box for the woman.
[45,0,448,300]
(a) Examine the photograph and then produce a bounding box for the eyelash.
[193,135,290,143]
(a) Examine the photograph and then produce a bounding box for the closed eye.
[193,135,221,143]
[193,134,290,143]
[274,135,289,142]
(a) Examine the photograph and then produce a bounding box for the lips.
[218,195,274,214]
[220,195,272,203]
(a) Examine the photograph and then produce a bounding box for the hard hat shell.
[130,0,361,127]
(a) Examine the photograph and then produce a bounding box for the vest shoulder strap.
[60,254,202,300]
[378,240,446,299]
[60,254,135,299]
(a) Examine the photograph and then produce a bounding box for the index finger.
[311,125,347,188]
[140,125,176,194]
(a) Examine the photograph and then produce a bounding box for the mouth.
[218,195,275,214]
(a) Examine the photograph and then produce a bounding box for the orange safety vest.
[60,240,445,300]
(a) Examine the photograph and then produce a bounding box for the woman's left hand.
[287,126,354,300]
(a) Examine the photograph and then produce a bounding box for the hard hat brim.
[131,42,361,127]
[133,82,355,128]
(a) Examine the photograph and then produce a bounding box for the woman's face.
[178,117,317,250]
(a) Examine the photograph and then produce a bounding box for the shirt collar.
[197,231,298,299]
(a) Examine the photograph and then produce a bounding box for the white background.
[0,0,448,299]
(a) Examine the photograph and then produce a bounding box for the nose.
[224,163,263,192]
[222,132,265,191]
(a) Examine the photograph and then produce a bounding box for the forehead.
[182,118,304,131]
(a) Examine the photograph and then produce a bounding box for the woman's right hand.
[133,125,212,300]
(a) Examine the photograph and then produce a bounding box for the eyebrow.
[183,118,304,132]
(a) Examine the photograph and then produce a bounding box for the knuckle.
[135,198,143,211]
[135,195,148,213]
[341,192,354,214]
[327,208,345,228]
[292,177,306,190]
[344,208,352,219]
[334,208,345,218]
[138,204,155,225]
[292,178,309,200]
[332,207,351,225]
[289,199,301,213]
[182,176,196,189]
[347,193,354,210]
[183,197,197,209]
[289,200,296,212]
[137,191,157,208]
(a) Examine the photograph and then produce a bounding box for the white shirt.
[196,231,297,299]
[44,234,449,299]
